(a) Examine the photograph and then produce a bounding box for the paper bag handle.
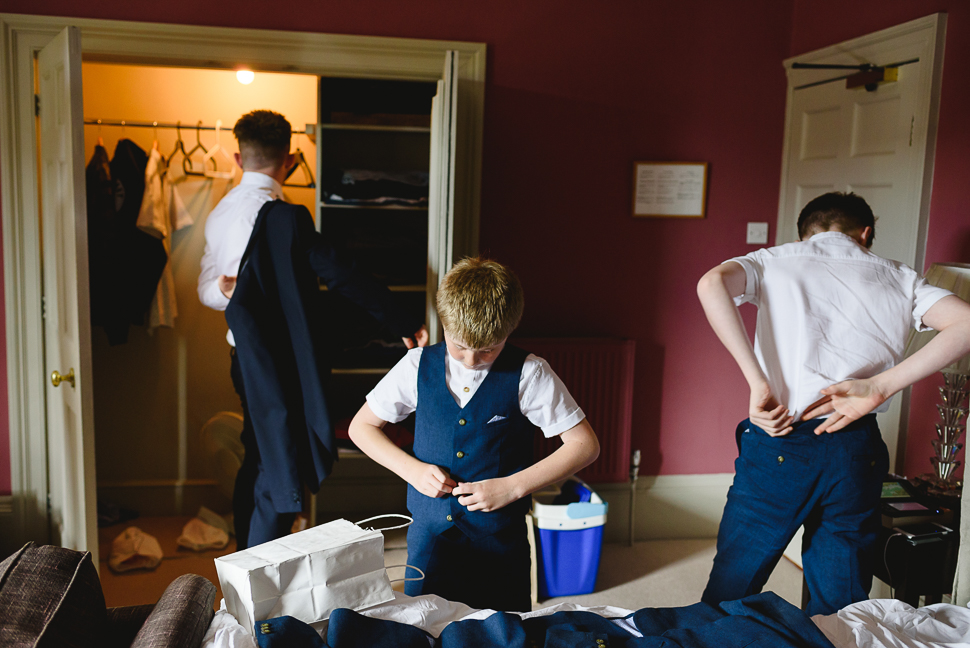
[386,564,425,583]
[356,514,413,532]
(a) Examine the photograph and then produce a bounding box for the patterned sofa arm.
[0,542,216,648]
[129,574,216,648]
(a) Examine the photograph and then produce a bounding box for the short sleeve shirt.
[728,232,952,419]
[367,347,586,438]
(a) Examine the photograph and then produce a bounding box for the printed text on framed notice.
[633,162,708,218]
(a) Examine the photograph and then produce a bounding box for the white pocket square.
[487,415,507,424]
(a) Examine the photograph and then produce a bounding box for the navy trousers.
[702,415,888,616]
[230,349,296,550]
[405,519,532,612]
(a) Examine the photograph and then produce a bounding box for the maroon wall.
[790,0,970,480]
[0,0,965,495]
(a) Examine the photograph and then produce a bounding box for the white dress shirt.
[367,347,586,438]
[197,172,283,346]
[729,231,953,419]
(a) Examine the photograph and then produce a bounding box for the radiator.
[513,338,636,483]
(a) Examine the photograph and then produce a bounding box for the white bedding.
[202,594,970,648]
[813,599,970,648]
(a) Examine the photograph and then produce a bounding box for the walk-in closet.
[79,60,447,604]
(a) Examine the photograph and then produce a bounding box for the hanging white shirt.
[728,231,953,420]
[366,346,586,437]
[137,148,194,332]
[197,171,283,346]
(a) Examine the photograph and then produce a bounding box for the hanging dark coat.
[226,200,420,513]
[105,139,168,344]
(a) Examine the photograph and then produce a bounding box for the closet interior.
[82,61,435,603]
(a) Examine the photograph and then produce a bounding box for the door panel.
[38,26,98,559]
[426,50,458,344]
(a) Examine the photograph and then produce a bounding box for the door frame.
[775,12,946,473]
[0,12,486,552]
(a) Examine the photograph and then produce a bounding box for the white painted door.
[426,50,459,344]
[38,26,98,560]
[781,68,923,264]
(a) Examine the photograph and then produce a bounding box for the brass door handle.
[51,368,75,388]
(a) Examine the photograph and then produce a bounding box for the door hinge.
[34,94,40,117]
[41,295,47,320]
[909,115,915,147]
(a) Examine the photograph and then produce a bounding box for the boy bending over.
[696,192,970,615]
[349,258,600,612]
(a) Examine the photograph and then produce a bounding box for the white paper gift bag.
[215,516,409,634]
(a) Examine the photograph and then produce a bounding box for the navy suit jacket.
[226,200,419,513]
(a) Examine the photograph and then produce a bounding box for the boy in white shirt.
[200,110,426,549]
[349,257,600,611]
[696,191,970,615]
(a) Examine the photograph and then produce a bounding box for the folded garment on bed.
[813,598,970,648]
[251,592,835,648]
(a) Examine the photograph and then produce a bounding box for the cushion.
[0,542,107,648]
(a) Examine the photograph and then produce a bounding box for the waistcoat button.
[457,451,465,458]
[458,418,467,426]
[777,456,784,464]
[446,514,453,522]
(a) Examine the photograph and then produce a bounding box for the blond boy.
[349,258,599,611]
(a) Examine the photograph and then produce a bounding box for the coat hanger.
[283,135,316,188]
[202,119,236,180]
[183,121,215,176]
[96,119,104,147]
[166,121,189,169]
[283,148,316,188]
[152,121,159,152]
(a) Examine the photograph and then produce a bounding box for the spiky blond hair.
[435,257,524,348]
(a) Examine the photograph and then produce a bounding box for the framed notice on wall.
[632,161,708,218]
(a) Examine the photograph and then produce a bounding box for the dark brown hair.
[232,110,291,167]
[797,191,876,247]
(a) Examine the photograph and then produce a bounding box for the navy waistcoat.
[409,342,535,539]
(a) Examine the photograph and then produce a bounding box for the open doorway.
[82,62,318,605]
[0,13,485,573]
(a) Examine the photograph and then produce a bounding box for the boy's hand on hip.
[453,478,519,512]
[409,463,456,498]
[218,275,236,299]
[813,378,888,434]
[749,382,793,436]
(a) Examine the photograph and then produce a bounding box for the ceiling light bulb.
[236,70,255,85]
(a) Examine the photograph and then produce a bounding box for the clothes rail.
[84,118,305,134]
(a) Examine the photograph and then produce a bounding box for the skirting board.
[591,473,734,543]
[87,470,738,542]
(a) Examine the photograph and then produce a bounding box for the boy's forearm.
[873,313,970,397]
[348,411,422,483]
[697,264,767,389]
[505,419,600,501]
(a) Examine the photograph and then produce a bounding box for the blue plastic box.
[532,478,608,598]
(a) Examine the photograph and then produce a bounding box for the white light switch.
[746,222,769,245]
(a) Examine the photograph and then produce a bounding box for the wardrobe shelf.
[320,202,428,211]
[331,367,393,375]
[319,123,431,134]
